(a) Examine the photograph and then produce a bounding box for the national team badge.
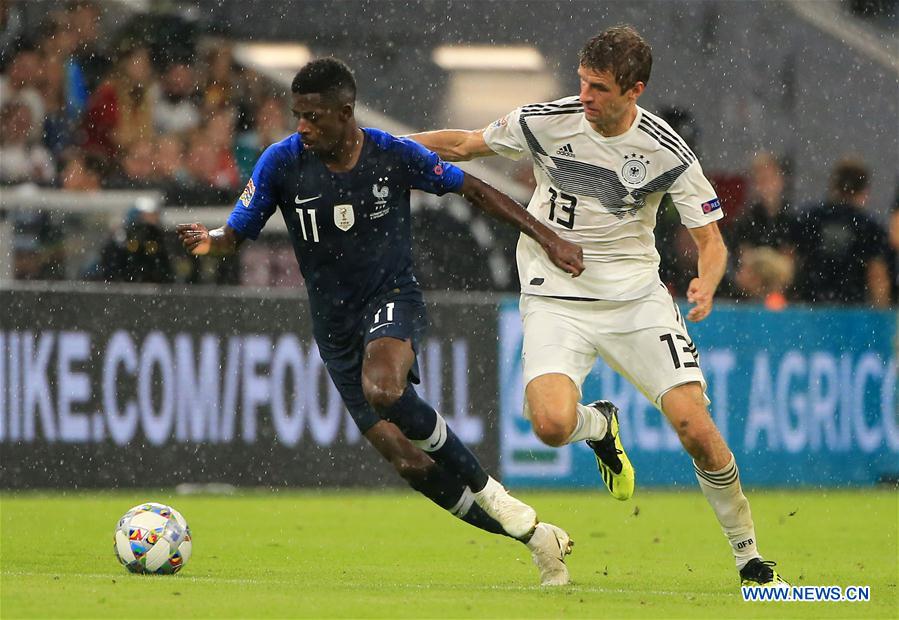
[372,178,389,205]
[334,204,355,231]
[621,153,649,185]
[370,178,391,219]
[239,179,255,207]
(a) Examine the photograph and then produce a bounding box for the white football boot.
[472,476,537,539]
[526,522,573,586]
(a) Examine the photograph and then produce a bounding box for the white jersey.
[484,97,723,301]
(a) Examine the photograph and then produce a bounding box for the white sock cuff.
[449,487,475,518]
[410,412,447,453]
[475,475,503,497]
[694,453,738,488]
[566,403,608,444]
[565,407,587,442]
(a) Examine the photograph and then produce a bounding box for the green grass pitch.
[1,489,896,618]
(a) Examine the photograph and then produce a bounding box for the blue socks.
[406,464,508,537]
[380,385,489,493]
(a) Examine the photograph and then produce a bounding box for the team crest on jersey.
[621,154,649,185]
[239,179,255,207]
[372,178,389,206]
[334,204,355,231]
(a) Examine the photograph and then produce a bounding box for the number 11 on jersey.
[373,302,395,325]
[298,208,319,242]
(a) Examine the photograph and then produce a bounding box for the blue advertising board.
[499,299,898,487]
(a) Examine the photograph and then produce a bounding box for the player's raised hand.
[545,237,585,277]
[176,223,212,255]
[686,277,714,322]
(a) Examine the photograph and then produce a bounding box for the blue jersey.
[227,128,464,339]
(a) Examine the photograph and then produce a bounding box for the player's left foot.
[526,522,573,586]
[585,400,635,501]
[473,476,537,539]
[739,558,790,587]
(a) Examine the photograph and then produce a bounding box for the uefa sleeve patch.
[701,198,721,214]
[239,179,256,207]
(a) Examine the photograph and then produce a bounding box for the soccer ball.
[113,502,192,574]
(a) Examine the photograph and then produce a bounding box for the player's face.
[291,93,350,154]
[577,65,642,130]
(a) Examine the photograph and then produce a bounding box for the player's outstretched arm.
[458,174,584,277]
[685,222,728,322]
[406,128,495,162]
[176,223,243,256]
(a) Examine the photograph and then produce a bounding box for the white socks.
[565,403,609,444]
[448,487,476,518]
[694,453,759,569]
[472,476,538,539]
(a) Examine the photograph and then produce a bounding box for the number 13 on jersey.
[548,187,578,229]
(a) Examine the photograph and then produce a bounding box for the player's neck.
[321,126,364,172]
[589,105,637,138]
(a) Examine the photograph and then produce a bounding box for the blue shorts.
[316,295,427,434]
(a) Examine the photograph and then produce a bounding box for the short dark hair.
[578,25,652,92]
[291,58,356,104]
[830,159,869,198]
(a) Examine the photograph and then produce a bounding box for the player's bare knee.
[530,412,570,447]
[362,378,404,412]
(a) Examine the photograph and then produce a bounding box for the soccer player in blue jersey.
[177,58,584,586]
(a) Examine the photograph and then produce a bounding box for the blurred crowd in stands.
[672,154,897,309]
[0,1,895,308]
[0,0,289,284]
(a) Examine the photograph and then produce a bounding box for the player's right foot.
[526,522,573,586]
[473,476,537,539]
[585,400,635,501]
[739,558,790,587]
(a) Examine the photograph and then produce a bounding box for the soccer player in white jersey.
[410,25,788,588]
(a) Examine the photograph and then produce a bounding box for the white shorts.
[520,285,707,410]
